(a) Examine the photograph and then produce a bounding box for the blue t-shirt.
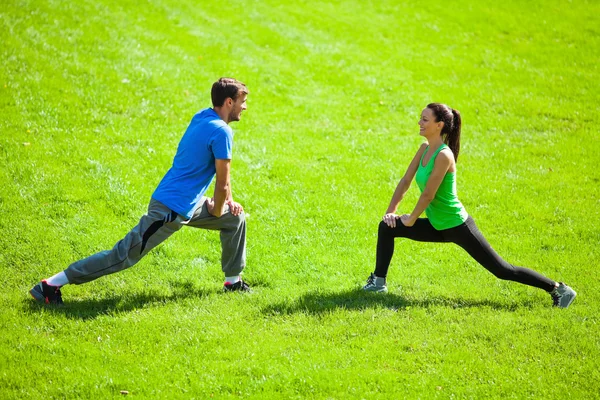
[152,108,233,218]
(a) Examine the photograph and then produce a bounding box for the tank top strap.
[431,143,448,159]
[420,143,448,168]
[419,145,430,165]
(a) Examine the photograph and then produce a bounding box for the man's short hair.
[211,78,248,107]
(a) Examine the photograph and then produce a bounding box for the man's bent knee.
[223,211,245,229]
[232,211,245,224]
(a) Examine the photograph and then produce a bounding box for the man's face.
[228,93,247,122]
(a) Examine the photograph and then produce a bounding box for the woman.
[362,103,576,308]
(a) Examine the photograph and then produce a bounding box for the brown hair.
[211,78,248,107]
[427,103,462,161]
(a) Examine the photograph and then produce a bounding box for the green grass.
[1,0,600,398]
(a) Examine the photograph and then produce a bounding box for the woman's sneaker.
[29,280,64,305]
[362,273,388,293]
[551,283,576,308]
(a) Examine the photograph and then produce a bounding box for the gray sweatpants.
[64,198,246,284]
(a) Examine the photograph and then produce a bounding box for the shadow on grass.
[25,280,217,320]
[262,288,536,316]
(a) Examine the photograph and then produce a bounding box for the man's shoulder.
[198,109,231,131]
[188,109,231,137]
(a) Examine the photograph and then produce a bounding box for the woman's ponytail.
[447,108,461,162]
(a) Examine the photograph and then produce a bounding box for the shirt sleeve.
[211,126,233,160]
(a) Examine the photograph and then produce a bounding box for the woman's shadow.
[262,288,534,316]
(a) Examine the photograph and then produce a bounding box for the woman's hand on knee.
[400,214,416,227]
[382,213,400,228]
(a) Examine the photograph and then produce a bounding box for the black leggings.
[375,216,556,292]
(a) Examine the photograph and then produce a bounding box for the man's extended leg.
[64,199,184,284]
[31,199,185,304]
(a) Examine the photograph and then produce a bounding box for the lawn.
[1,0,599,398]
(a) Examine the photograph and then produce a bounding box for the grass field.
[1,0,600,398]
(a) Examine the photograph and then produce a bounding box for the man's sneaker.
[29,280,64,305]
[223,280,251,292]
[362,273,388,293]
[551,282,576,308]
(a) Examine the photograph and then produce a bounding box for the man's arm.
[208,158,231,217]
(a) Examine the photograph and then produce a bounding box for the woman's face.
[418,107,442,138]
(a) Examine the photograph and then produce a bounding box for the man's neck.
[212,107,230,124]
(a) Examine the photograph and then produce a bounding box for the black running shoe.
[30,280,64,305]
[223,280,251,292]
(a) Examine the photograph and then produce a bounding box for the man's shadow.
[25,280,217,320]
[262,288,535,316]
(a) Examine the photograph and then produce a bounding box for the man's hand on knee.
[227,200,243,216]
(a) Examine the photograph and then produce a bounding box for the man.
[30,77,251,305]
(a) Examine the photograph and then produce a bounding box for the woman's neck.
[427,135,444,149]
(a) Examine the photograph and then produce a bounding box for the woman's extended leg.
[444,216,556,291]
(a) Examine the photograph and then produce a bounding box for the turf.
[1,0,599,398]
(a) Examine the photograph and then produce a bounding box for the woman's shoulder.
[414,143,428,158]
[435,147,454,164]
[439,146,454,157]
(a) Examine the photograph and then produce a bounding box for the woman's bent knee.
[378,220,394,236]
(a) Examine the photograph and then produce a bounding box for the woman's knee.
[378,220,394,236]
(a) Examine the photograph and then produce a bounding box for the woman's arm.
[383,144,428,227]
[400,149,452,227]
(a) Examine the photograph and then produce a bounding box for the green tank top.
[415,144,468,230]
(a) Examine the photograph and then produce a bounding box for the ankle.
[224,275,241,285]
[45,271,69,287]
